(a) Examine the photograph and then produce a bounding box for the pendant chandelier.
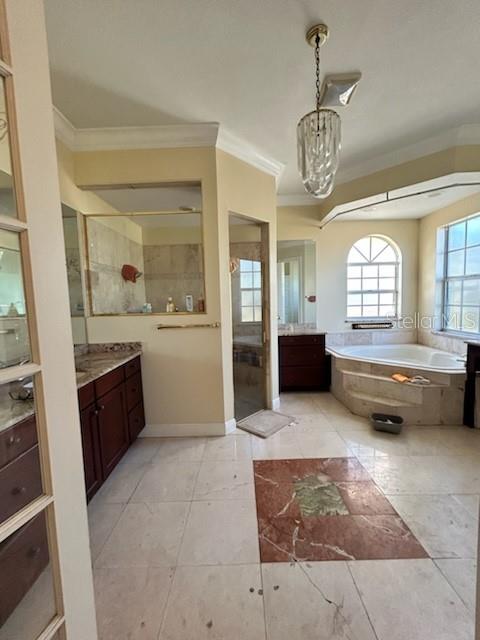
[297,24,341,199]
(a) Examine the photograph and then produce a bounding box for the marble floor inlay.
[254,457,428,562]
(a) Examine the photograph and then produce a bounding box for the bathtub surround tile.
[253,458,427,562]
[435,558,477,614]
[94,566,174,640]
[159,565,265,640]
[262,562,377,640]
[349,559,473,640]
[178,499,259,565]
[96,502,189,568]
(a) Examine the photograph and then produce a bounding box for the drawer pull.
[98,405,105,411]
[12,486,26,495]
[7,435,21,446]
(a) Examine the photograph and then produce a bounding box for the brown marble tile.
[253,457,428,563]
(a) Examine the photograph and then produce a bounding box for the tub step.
[339,369,448,388]
[346,389,418,409]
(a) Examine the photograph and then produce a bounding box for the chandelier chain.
[315,33,321,112]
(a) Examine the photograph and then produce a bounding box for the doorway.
[229,214,269,421]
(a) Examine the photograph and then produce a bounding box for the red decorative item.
[121,264,141,283]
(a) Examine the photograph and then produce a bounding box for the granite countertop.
[75,348,142,389]
[278,328,326,336]
[0,343,142,433]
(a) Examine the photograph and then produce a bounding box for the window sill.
[430,329,480,341]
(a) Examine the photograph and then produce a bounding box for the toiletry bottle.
[197,297,205,313]
[166,297,175,313]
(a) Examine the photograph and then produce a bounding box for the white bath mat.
[237,410,294,438]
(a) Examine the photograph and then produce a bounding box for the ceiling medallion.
[297,23,361,199]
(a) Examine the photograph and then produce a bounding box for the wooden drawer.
[125,356,141,380]
[78,381,95,411]
[279,334,325,347]
[0,446,43,524]
[280,366,327,390]
[95,366,125,399]
[280,345,325,366]
[125,372,142,412]
[0,414,37,470]
[128,401,145,441]
[0,511,49,626]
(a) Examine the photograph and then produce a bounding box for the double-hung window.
[441,214,480,334]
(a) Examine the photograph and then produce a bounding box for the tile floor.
[88,392,478,640]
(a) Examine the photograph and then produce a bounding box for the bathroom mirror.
[83,184,205,315]
[0,78,18,219]
[62,204,88,344]
[0,228,30,367]
[277,240,316,326]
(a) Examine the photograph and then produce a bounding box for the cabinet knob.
[98,405,105,411]
[12,486,26,495]
[7,435,21,446]
[27,546,41,559]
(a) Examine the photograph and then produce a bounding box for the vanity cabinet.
[79,405,103,501]
[78,355,145,501]
[0,414,42,524]
[279,334,330,391]
[97,383,129,479]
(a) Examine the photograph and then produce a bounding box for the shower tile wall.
[143,244,204,313]
[87,219,146,314]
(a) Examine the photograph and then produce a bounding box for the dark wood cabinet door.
[97,384,129,480]
[79,404,103,502]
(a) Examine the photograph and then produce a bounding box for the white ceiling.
[44,0,480,196]
[93,185,202,212]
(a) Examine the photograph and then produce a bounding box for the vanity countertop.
[75,347,142,389]
[277,329,326,337]
[0,344,142,432]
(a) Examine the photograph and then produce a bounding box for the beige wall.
[277,206,419,332]
[71,146,226,432]
[419,191,480,320]
[215,149,279,412]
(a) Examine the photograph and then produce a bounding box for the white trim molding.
[277,124,480,207]
[53,107,284,180]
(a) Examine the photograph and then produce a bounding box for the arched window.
[347,235,401,319]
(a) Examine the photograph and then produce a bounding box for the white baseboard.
[272,396,281,411]
[225,418,237,433]
[140,421,233,437]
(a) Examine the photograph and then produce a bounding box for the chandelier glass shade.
[297,108,341,198]
[297,24,341,199]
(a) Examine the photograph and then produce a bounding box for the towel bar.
[156,322,220,330]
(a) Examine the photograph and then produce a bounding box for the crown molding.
[277,124,480,207]
[216,128,285,180]
[52,107,284,179]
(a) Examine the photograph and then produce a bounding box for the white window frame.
[440,212,480,336]
[346,235,401,321]
[239,258,262,323]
